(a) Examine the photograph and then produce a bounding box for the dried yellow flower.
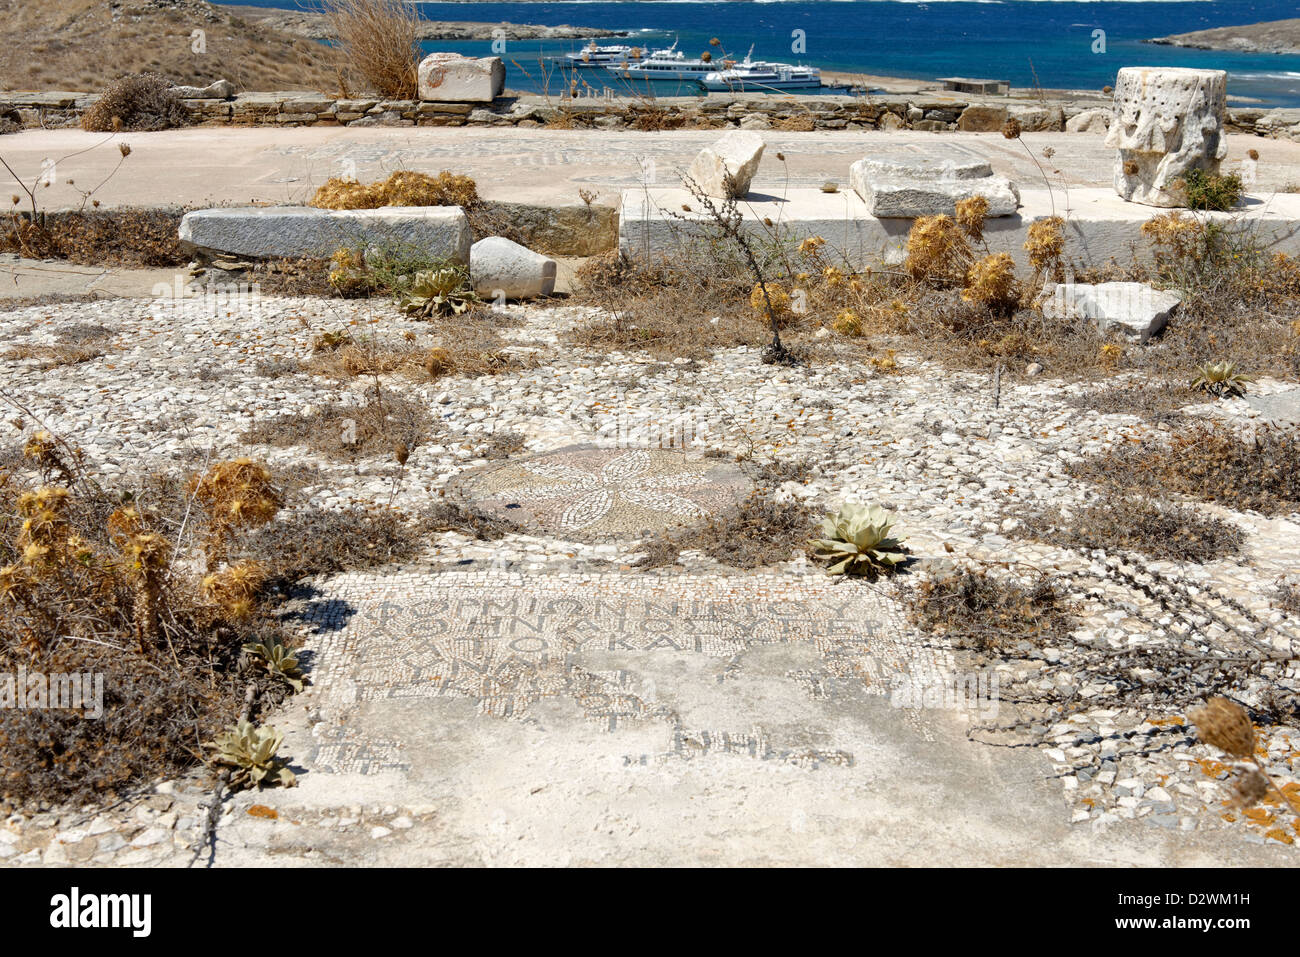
[749,282,791,320]
[962,252,1018,312]
[904,214,970,284]
[1024,216,1065,274]
[955,195,989,241]
[1188,697,1255,760]
[832,310,862,336]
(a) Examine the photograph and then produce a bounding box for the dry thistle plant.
[107,506,171,652]
[187,459,282,569]
[1188,697,1299,815]
[0,426,301,805]
[904,214,972,286]
[955,195,989,243]
[202,560,267,622]
[963,252,1019,316]
[749,282,793,326]
[21,429,79,485]
[1024,216,1066,285]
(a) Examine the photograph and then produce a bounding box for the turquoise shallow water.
[222,1,1300,106]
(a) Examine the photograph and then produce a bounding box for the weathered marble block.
[1040,281,1181,342]
[684,131,765,198]
[1104,67,1228,208]
[178,206,472,263]
[470,236,557,300]
[849,145,1019,218]
[171,79,234,99]
[417,53,504,103]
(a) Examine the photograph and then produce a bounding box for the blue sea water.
[223,1,1300,106]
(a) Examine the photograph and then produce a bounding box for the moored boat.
[564,42,637,67]
[612,40,720,82]
[701,62,823,92]
[700,48,822,91]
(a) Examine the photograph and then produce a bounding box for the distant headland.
[1148,18,1300,56]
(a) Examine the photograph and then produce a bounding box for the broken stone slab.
[1105,67,1228,207]
[956,103,1065,133]
[1067,107,1111,134]
[1256,108,1300,140]
[1040,281,1181,342]
[684,130,765,199]
[171,79,235,99]
[178,206,472,263]
[417,53,505,103]
[955,105,1007,132]
[1244,389,1300,427]
[855,145,994,181]
[849,145,1019,218]
[1008,103,1066,132]
[470,236,556,300]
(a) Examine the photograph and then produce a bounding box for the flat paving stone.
[448,445,753,542]
[1245,388,1300,427]
[6,127,1299,212]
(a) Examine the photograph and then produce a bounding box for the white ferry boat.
[612,40,719,81]
[701,62,822,92]
[564,42,637,67]
[701,49,823,92]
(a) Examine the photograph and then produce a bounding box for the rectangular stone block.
[417,53,505,103]
[283,97,335,113]
[849,144,1020,217]
[417,102,474,115]
[178,206,472,263]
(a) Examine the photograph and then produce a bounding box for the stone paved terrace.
[3,126,1299,211]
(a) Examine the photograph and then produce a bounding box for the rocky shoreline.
[225,5,628,41]
[1148,17,1300,56]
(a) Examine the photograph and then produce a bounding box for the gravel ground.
[1,291,1297,864]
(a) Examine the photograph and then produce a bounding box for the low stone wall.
[4,89,1297,141]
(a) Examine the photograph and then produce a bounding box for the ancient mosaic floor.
[450,446,753,541]
[298,571,942,775]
